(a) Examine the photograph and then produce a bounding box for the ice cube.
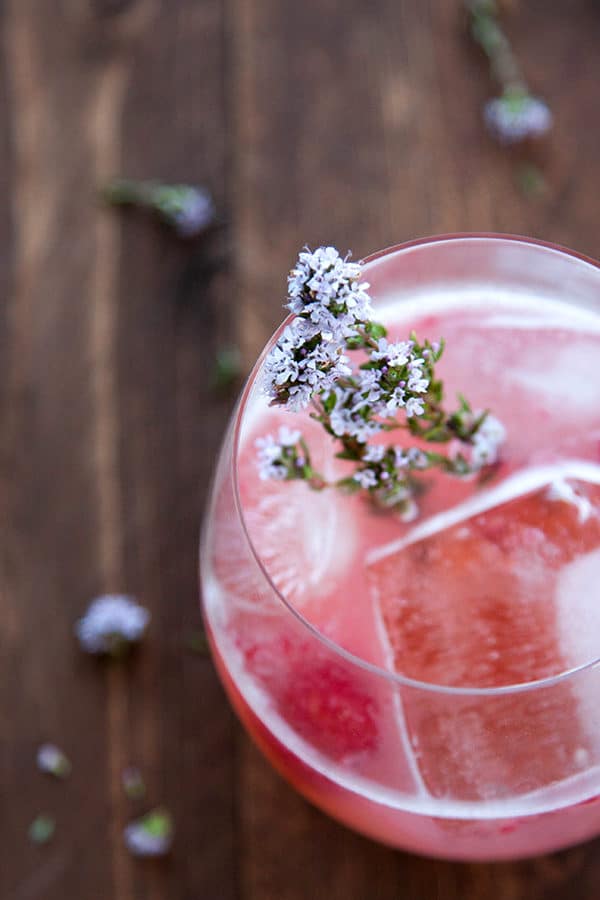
[557,549,600,670]
[367,468,600,800]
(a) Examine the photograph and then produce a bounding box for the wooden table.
[2,1,600,897]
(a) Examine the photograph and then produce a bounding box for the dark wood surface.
[2,1,600,897]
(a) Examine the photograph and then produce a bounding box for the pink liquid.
[203,280,600,859]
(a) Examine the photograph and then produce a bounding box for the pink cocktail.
[201,235,600,860]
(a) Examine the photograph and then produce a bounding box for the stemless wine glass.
[200,235,600,860]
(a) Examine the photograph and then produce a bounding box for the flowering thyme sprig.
[466,1,552,144]
[37,744,71,779]
[256,426,326,488]
[75,594,150,657]
[256,246,505,518]
[124,808,174,858]
[104,178,216,238]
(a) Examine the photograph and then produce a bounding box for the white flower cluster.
[352,468,379,489]
[329,386,382,444]
[37,743,71,778]
[143,183,216,237]
[394,446,429,469]
[75,594,150,655]
[263,319,352,411]
[287,246,373,338]
[169,187,215,238]
[124,809,173,858]
[352,444,427,510]
[352,445,428,487]
[263,247,373,411]
[255,426,301,480]
[362,444,385,463]
[361,338,430,418]
[484,93,552,145]
[468,414,506,469]
[316,339,431,445]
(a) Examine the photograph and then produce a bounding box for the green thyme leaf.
[365,321,387,340]
[322,391,337,414]
[515,163,547,198]
[140,809,173,840]
[29,815,55,845]
[213,345,242,392]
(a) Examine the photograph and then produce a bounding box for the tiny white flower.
[484,93,552,145]
[124,809,174,858]
[353,469,379,489]
[259,463,287,481]
[354,369,384,408]
[75,595,150,655]
[255,434,279,458]
[263,316,352,411]
[37,744,71,779]
[255,427,304,481]
[371,338,413,367]
[369,338,389,363]
[255,434,287,480]
[263,325,301,387]
[286,382,315,412]
[407,447,429,469]
[169,187,215,238]
[330,390,382,443]
[406,359,429,393]
[394,447,428,469]
[394,447,410,468]
[406,447,429,469]
[405,397,425,418]
[388,342,415,368]
[363,444,385,463]
[277,426,301,447]
[304,245,341,271]
[382,386,407,416]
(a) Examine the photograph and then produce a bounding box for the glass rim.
[232,232,600,697]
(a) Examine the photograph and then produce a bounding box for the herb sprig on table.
[466,0,552,145]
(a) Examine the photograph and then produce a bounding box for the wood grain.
[1,1,236,898]
[1,0,600,897]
